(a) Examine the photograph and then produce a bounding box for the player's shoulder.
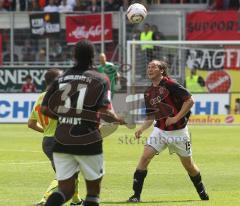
[36,92,46,101]
[84,70,109,85]
[106,61,114,66]
[162,76,179,86]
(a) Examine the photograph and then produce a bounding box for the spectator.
[208,0,239,10]
[11,0,26,11]
[86,0,101,13]
[132,28,141,40]
[2,0,11,10]
[21,74,37,93]
[21,40,37,62]
[39,0,46,9]
[224,104,231,114]
[67,0,76,7]
[140,23,154,68]
[185,68,206,93]
[44,0,59,12]
[50,42,63,61]
[36,48,46,63]
[29,0,42,11]
[74,0,87,11]
[22,47,36,62]
[234,98,240,114]
[98,53,120,98]
[3,46,19,63]
[105,0,122,11]
[151,24,165,41]
[59,0,73,12]
[229,0,239,9]
[151,24,165,58]
[0,0,7,12]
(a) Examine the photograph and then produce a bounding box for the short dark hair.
[25,74,32,80]
[44,68,61,86]
[74,39,94,70]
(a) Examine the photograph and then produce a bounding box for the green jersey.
[98,62,118,97]
[29,92,57,137]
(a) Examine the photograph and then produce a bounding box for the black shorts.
[42,136,56,171]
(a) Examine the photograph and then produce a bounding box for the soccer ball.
[127,3,147,24]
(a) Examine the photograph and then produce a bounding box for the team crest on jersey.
[159,86,166,95]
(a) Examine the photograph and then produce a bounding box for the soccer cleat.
[70,199,84,205]
[199,190,209,200]
[127,195,141,203]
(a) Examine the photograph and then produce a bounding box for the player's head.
[44,68,62,89]
[147,60,168,80]
[99,53,107,65]
[144,23,150,32]
[191,68,197,76]
[74,39,94,70]
[25,75,32,83]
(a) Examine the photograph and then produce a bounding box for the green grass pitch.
[0,124,240,206]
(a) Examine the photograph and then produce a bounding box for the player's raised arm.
[98,107,126,125]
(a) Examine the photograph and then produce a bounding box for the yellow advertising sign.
[189,115,240,124]
[185,68,240,93]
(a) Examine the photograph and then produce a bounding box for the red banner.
[0,34,2,65]
[66,14,112,44]
[186,11,240,40]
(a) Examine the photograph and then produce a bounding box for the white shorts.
[53,153,104,181]
[146,126,192,157]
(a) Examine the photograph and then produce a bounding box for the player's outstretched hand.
[135,129,143,139]
[118,116,127,125]
[165,116,178,127]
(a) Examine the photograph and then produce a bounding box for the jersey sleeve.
[167,80,191,102]
[42,80,58,107]
[29,106,37,120]
[29,94,42,120]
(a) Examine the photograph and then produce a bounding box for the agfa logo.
[206,70,231,93]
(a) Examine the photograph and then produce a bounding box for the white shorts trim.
[53,153,104,181]
[146,126,192,157]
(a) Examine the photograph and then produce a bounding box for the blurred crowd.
[208,0,240,10]
[0,0,129,12]
[1,0,234,13]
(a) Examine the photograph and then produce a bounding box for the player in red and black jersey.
[41,40,125,206]
[128,60,209,202]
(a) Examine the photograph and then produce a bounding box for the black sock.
[84,195,99,206]
[44,191,65,206]
[133,170,148,197]
[189,173,206,194]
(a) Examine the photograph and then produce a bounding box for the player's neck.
[152,76,163,87]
